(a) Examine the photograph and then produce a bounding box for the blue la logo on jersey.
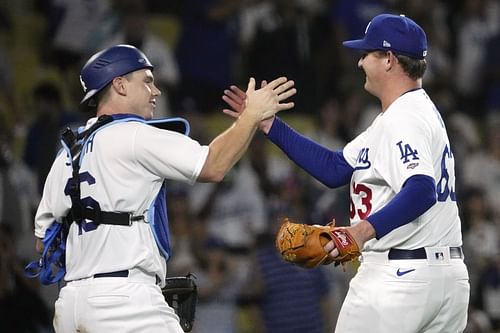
[354,148,371,170]
[396,141,419,164]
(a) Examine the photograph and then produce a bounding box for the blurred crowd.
[0,0,499,332]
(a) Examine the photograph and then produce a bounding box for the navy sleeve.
[367,175,437,239]
[266,117,353,188]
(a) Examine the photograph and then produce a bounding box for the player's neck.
[379,78,421,112]
[96,100,129,117]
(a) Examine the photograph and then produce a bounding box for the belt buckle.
[424,246,450,264]
[128,211,146,225]
[142,209,149,224]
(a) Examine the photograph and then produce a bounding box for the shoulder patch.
[396,141,419,164]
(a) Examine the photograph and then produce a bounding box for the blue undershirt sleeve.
[367,175,437,239]
[266,117,353,188]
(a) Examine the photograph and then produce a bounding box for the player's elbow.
[196,148,233,183]
[409,174,437,211]
[197,166,226,183]
[423,177,437,207]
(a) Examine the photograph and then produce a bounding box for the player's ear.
[385,51,396,71]
[111,76,128,96]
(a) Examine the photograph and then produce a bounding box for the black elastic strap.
[79,207,144,226]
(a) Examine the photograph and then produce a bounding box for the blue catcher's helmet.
[79,44,153,105]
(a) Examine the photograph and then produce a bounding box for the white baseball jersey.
[336,89,469,333]
[34,117,209,282]
[343,89,463,251]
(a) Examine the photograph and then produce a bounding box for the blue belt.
[388,247,463,260]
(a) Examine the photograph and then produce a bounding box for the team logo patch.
[396,141,419,164]
[354,148,371,170]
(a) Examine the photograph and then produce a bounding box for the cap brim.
[146,117,190,135]
[342,39,373,51]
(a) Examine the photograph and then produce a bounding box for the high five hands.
[223,78,294,133]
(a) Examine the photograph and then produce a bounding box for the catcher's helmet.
[79,44,153,105]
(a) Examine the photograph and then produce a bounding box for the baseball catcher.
[275,218,361,269]
[162,274,198,332]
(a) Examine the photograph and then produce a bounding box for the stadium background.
[0,0,499,332]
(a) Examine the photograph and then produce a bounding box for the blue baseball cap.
[343,14,427,59]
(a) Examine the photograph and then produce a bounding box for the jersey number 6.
[64,171,100,235]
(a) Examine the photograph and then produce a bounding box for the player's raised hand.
[222,84,248,117]
[244,77,296,121]
[223,78,294,132]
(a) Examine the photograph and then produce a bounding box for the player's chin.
[145,106,155,120]
[364,80,375,95]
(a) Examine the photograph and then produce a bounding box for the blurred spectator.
[42,0,116,72]
[239,0,330,112]
[462,115,500,220]
[238,214,333,333]
[477,257,500,330]
[165,183,199,277]
[454,0,500,116]
[446,111,481,163]
[464,304,493,333]
[328,0,386,85]
[0,9,15,117]
[174,0,240,113]
[0,224,53,333]
[244,131,279,199]
[461,187,499,305]
[305,97,346,151]
[0,114,23,239]
[330,0,385,41]
[23,81,83,194]
[482,31,500,117]
[190,238,248,333]
[0,110,38,257]
[99,0,180,118]
[304,97,350,224]
[190,161,267,252]
[393,0,453,90]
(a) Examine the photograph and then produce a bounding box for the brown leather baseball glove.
[275,218,361,269]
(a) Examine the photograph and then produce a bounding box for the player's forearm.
[36,238,44,253]
[366,175,436,239]
[351,220,377,246]
[198,111,259,182]
[266,117,353,187]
